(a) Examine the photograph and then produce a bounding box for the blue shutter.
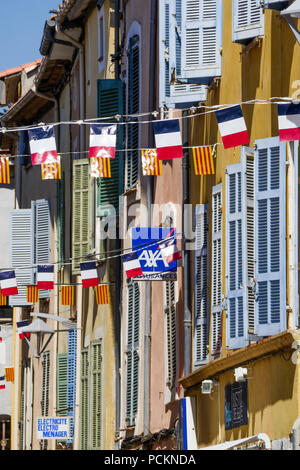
[254,137,286,336]
[32,199,51,299]
[67,328,77,445]
[226,163,248,349]
[232,0,264,44]
[193,204,209,368]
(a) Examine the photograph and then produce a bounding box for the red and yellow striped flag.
[0,289,7,306]
[41,155,61,180]
[26,285,39,303]
[141,149,162,176]
[90,157,111,178]
[61,285,75,305]
[192,146,214,175]
[0,157,10,184]
[5,367,14,383]
[95,284,110,305]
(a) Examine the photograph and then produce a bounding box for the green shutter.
[57,353,68,415]
[79,349,89,450]
[90,341,102,450]
[97,79,124,217]
[57,173,65,270]
[126,282,140,426]
[72,159,93,273]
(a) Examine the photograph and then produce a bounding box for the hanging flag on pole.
[37,265,54,290]
[90,156,111,178]
[88,124,117,159]
[215,105,249,149]
[26,285,39,303]
[122,251,143,279]
[0,289,7,306]
[95,284,110,305]
[153,119,184,160]
[41,155,61,180]
[16,320,31,340]
[28,125,58,165]
[159,237,182,265]
[141,149,162,176]
[0,271,18,296]
[5,367,14,383]
[80,262,99,288]
[277,102,300,141]
[193,146,215,175]
[61,285,75,305]
[0,157,10,184]
[0,376,5,390]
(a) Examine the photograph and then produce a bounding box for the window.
[164,280,177,402]
[126,282,140,426]
[232,0,264,44]
[211,184,222,359]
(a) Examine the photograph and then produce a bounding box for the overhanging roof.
[281,0,300,17]
[201,434,271,450]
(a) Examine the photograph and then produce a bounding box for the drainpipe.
[32,86,59,124]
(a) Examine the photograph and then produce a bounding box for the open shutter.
[72,159,93,273]
[97,79,124,216]
[79,349,89,450]
[232,0,264,44]
[90,341,102,450]
[9,209,34,306]
[211,184,222,359]
[67,329,77,445]
[126,282,140,426]
[193,204,209,368]
[32,199,50,299]
[254,137,286,336]
[164,281,177,388]
[226,163,247,349]
[57,353,68,417]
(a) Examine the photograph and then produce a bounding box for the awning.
[281,0,300,17]
[200,433,271,450]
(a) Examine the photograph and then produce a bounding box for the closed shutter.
[254,137,286,336]
[232,0,264,44]
[211,184,222,358]
[164,281,177,387]
[193,204,209,368]
[79,349,89,450]
[32,199,50,298]
[97,79,124,216]
[40,351,50,450]
[9,209,34,306]
[226,163,247,349]
[67,329,77,445]
[57,174,65,270]
[90,341,102,450]
[72,159,93,273]
[126,282,140,426]
[57,353,68,416]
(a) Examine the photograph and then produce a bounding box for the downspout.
[32,86,59,123]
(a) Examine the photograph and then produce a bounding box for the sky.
[0,0,61,72]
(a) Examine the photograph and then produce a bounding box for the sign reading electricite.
[36,417,71,440]
[132,227,177,281]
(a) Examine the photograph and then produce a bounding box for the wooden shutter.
[72,159,93,273]
[164,281,177,387]
[57,174,65,270]
[32,199,50,298]
[90,341,102,450]
[97,79,124,217]
[126,282,140,426]
[211,184,222,358]
[79,349,89,450]
[254,137,286,336]
[57,353,68,416]
[193,204,209,368]
[232,0,264,44]
[67,329,77,445]
[41,351,50,450]
[9,209,34,306]
[226,163,248,349]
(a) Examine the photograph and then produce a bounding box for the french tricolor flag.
[0,271,18,296]
[0,376,5,390]
[277,102,300,141]
[28,125,58,165]
[37,265,54,290]
[80,261,99,288]
[215,105,249,149]
[17,320,31,340]
[159,238,182,265]
[122,252,143,279]
[153,119,184,160]
[89,124,117,159]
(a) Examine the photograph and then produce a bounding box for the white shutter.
[211,184,222,358]
[233,0,264,43]
[32,199,50,299]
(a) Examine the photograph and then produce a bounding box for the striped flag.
[37,265,54,290]
[17,321,31,340]
[41,155,61,180]
[0,271,18,296]
[215,105,249,149]
[26,285,39,303]
[153,119,183,160]
[0,157,10,184]
[95,284,110,305]
[122,251,143,279]
[141,149,162,176]
[0,289,7,306]
[28,125,58,165]
[61,286,75,305]
[0,376,5,390]
[5,367,14,383]
[89,124,117,159]
[90,157,111,178]
[193,146,214,175]
[80,262,98,288]
[159,237,182,265]
[277,102,300,141]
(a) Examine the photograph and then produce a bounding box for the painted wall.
[0,326,13,416]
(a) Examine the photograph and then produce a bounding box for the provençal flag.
[141,149,162,176]
[0,289,7,306]
[90,157,111,178]
[193,146,214,175]
[0,157,10,184]
[61,285,75,305]
[95,284,110,305]
[41,155,61,180]
[5,367,14,383]
[26,285,39,303]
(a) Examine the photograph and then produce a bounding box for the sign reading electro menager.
[36,417,71,440]
[132,227,177,281]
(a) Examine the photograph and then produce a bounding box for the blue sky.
[0,0,61,72]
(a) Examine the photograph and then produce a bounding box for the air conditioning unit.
[178,397,197,450]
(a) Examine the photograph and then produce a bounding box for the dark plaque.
[225,381,248,430]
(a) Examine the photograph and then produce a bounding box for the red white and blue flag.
[0,376,5,390]
[0,271,18,296]
[122,251,143,279]
[16,320,31,340]
[277,102,300,141]
[153,119,183,160]
[89,124,117,159]
[28,125,58,165]
[37,265,54,290]
[159,237,182,265]
[215,105,249,149]
[80,261,99,288]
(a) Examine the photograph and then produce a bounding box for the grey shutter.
[126,282,140,426]
[90,341,102,450]
[32,199,50,298]
[164,281,177,388]
[232,0,264,44]
[40,351,50,450]
[211,184,222,358]
[9,209,34,306]
[79,349,89,450]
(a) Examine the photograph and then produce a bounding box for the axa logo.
[138,250,169,268]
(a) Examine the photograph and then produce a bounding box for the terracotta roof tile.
[0,59,42,79]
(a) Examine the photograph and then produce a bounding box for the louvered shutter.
[32,199,50,299]
[193,204,209,368]
[126,282,140,426]
[97,79,124,217]
[57,174,65,270]
[41,351,50,450]
[211,184,222,358]
[72,159,93,273]
[79,349,89,450]
[254,137,286,336]
[164,281,177,387]
[67,329,77,445]
[226,163,247,349]
[90,341,102,450]
[232,0,264,44]
[9,209,34,306]
[57,353,68,416]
